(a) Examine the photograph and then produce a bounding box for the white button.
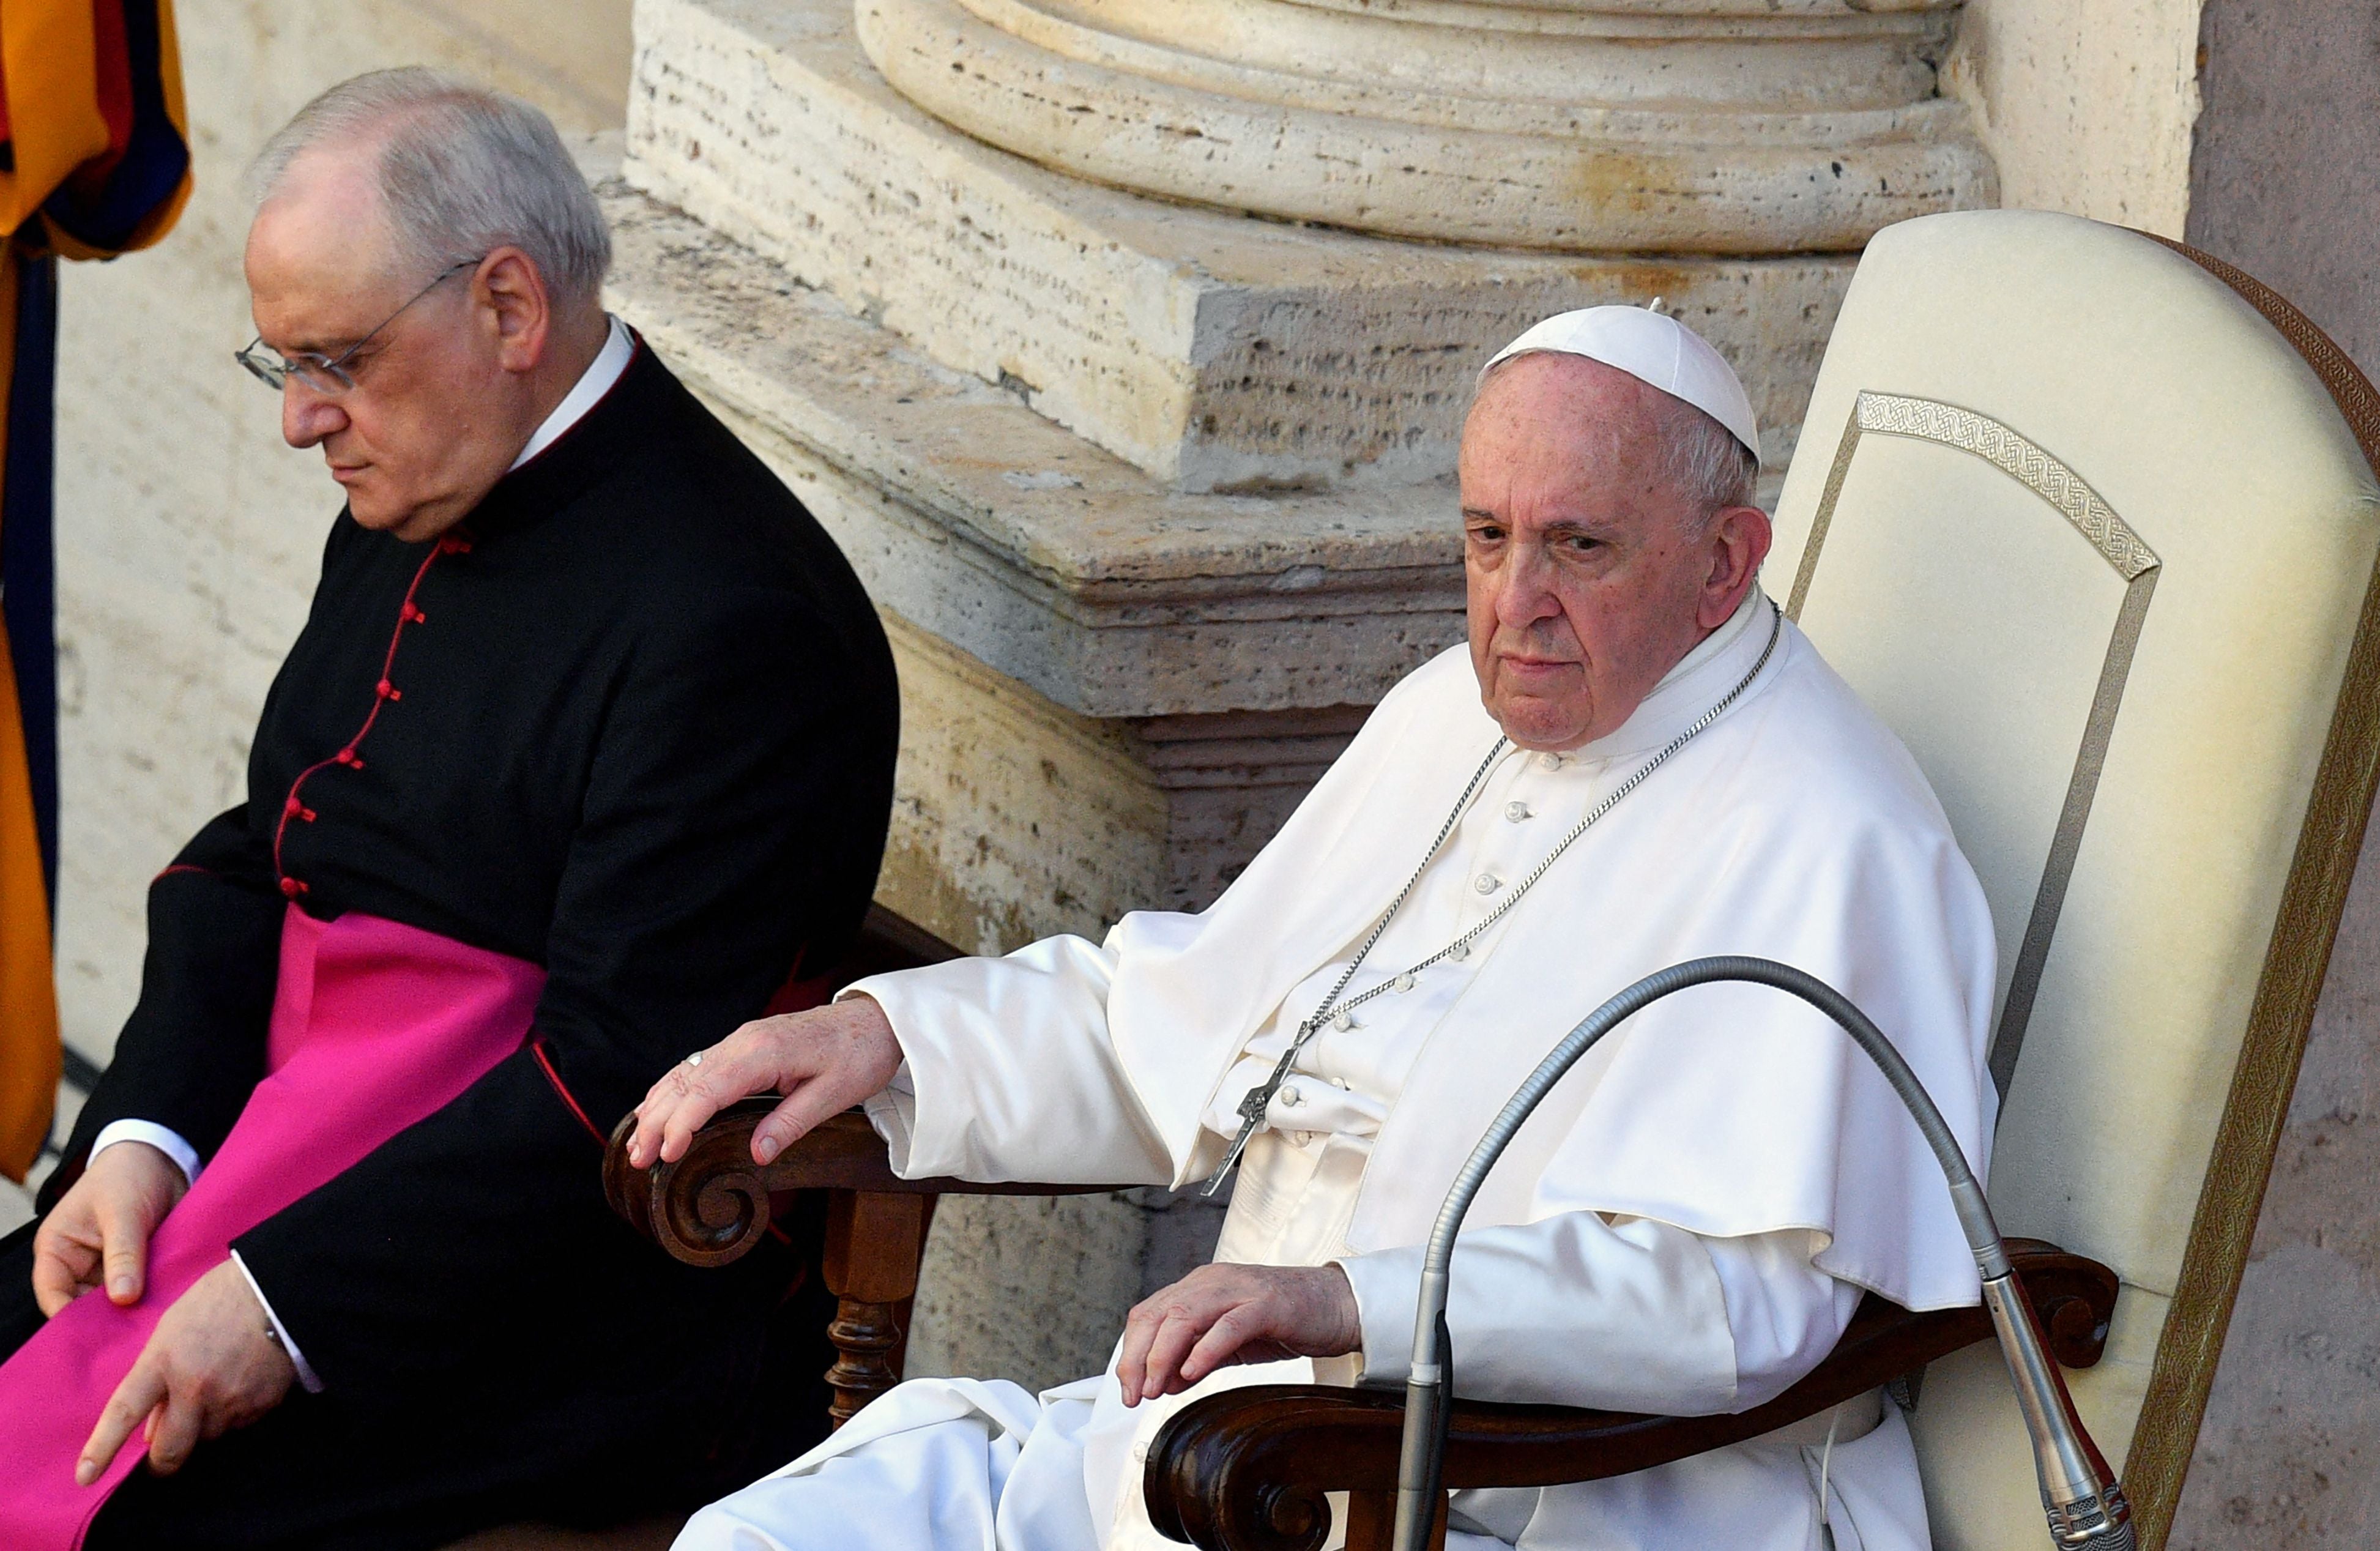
[1393,972,1416,993]
[1474,873,1502,895]
[1538,752,1565,771]
[1504,801,1531,822]
[1279,1084,1304,1107]
[1331,1010,1358,1031]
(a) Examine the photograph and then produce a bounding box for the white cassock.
[677,588,1998,1551]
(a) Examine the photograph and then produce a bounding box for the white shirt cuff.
[229,1251,325,1394]
[89,1120,201,1189]
[860,1061,919,1177]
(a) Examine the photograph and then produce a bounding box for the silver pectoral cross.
[1199,1025,1312,1196]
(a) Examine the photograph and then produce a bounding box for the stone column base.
[627,0,1857,489]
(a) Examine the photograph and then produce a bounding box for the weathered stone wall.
[2164,4,2380,1544]
[2171,839,2380,1548]
[1943,0,2206,235]
[903,1187,1229,1395]
[2182,0,2380,373]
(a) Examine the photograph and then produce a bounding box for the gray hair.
[1654,394,1760,529]
[249,68,611,310]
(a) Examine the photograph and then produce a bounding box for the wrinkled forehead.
[245,146,408,333]
[1461,355,1669,475]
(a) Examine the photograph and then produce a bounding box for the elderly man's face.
[244,152,532,542]
[1460,354,1769,751]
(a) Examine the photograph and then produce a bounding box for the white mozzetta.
[623,0,1857,489]
[860,0,1995,253]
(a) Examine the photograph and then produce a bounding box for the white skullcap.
[1480,305,1761,463]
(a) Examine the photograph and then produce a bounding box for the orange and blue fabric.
[0,0,191,1182]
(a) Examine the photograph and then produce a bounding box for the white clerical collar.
[1572,584,1777,762]
[508,314,634,472]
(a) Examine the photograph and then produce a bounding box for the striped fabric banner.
[0,0,191,1182]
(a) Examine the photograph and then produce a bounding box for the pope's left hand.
[76,1260,297,1486]
[1116,1262,1361,1407]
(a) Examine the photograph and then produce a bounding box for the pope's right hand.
[627,995,903,1171]
[32,1141,188,1317]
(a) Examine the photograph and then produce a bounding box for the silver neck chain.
[1202,597,1784,1194]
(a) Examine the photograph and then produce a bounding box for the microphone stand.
[1389,956,2133,1551]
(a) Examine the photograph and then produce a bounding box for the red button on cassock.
[284,797,303,816]
[280,877,303,898]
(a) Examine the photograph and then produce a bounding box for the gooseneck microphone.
[1390,956,2133,1551]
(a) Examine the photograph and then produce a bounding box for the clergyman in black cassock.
[0,168,899,1551]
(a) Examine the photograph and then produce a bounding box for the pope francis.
[628,307,1998,1551]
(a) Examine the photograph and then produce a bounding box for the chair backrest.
[1768,210,2380,1551]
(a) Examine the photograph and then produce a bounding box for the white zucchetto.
[1482,305,1763,463]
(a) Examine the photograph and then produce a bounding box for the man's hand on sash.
[627,995,905,1170]
[1115,1262,1363,1407]
[74,1260,297,1485]
[31,1142,186,1315]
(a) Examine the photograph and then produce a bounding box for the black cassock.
[1,340,900,1547]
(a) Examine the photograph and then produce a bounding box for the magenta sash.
[0,907,545,1548]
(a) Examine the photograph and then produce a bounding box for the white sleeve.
[228,1251,325,1394]
[840,932,1173,1186]
[1704,1224,1865,1408]
[1336,1214,1856,1414]
[89,1120,202,1189]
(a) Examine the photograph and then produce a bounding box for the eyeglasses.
[235,257,482,395]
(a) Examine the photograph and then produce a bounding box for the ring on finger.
[683,1052,704,1068]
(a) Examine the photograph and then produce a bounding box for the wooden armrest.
[603,1099,1137,1267]
[602,1094,1140,1423]
[1144,1239,2119,1551]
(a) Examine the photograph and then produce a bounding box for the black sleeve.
[45,805,284,1210]
[230,587,898,1393]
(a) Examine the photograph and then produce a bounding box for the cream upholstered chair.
[1768,209,2380,1550]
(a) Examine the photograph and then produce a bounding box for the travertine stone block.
[872,612,1170,954]
[624,0,1857,490]
[904,1188,1229,1394]
[603,185,1467,721]
[1138,706,1369,910]
[762,588,1363,956]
